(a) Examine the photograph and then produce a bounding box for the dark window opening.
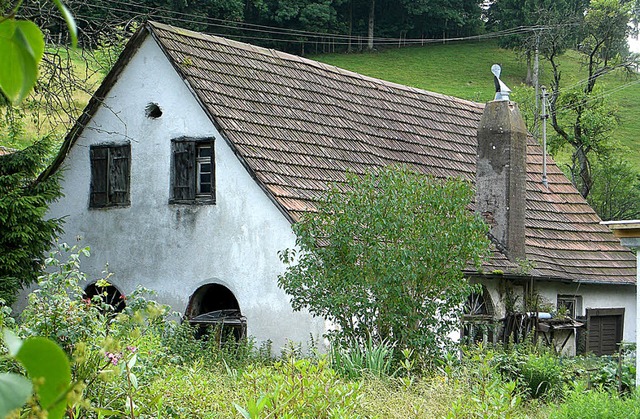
[185,284,245,341]
[84,282,126,313]
[170,137,215,204]
[90,143,131,208]
[557,295,582,318]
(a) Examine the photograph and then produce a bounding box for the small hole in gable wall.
[145,103,162,118]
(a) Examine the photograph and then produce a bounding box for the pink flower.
[126,346,137,353]
[105,352,122,365]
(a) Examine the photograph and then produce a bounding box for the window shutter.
[173,141,195,201]
[207,141,215,201]
[109,144,131,205]
[90,147,108,207]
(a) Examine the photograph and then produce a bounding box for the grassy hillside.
[312,41,640,166]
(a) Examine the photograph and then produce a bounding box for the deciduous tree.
[278,166,490,359]
[547,0,638,199]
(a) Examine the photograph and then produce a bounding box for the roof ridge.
[146,20,484,111]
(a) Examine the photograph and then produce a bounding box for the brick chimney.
[476,100,527,262]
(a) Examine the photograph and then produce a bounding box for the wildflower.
[127,345,137,353]
[105,351,122,366]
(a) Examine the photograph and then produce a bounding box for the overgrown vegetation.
[278,166,491,362]
[2,246,639,417]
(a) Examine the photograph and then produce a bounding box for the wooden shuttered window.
[172,141,196,201]
[171,138,215,204]
[90,143,131,208]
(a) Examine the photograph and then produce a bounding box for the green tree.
[587,154,640,220]
[488,0,586,85]
[547,0,638,199]
[0,0,76,105]
[278,166,490,359]
[0,138,62,305]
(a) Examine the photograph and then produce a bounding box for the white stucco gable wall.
[44,35,324,350]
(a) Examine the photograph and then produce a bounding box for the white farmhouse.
[40,21,636,354]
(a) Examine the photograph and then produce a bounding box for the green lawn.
[312,41,640,166]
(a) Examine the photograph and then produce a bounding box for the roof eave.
[466,270,634,285]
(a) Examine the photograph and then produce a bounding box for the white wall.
[536,281,636,343]
[39,36,324,351]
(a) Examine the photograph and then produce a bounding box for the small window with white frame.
[170,137,215,204]
[557,295,582,318]
[196,144,212,197]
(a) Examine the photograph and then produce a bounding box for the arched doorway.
[185,284,246,341]
[84,282,126,313]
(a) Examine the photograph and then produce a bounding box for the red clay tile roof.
[54,21,637,284]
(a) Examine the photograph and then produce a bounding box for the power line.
[21,0,563,47]
[26,0,640,107]
[555,78,640,113]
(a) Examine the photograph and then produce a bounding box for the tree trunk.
[368,0,375,50]
[574,145,592,199]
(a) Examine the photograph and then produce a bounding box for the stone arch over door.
[185,283,246,341]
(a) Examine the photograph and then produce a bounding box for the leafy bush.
[586,349,636,394]
[279,166,490,362]
[549,385,640,419]
[446,346,524,417]
[520,352,564,399]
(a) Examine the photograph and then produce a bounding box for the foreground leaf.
[50,0,78,47]
[16,337,72,419]
[0,373,33,417]
[3,328,22,356]
[0,19,44,104]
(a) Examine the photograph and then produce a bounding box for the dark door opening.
[185,284,246,341]
[586,308,624,356]
[84,282,126,313]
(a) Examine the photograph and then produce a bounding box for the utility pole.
[533,30,541,140]
[541,85,549,188]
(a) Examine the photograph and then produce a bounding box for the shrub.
[19,243,104,352]
[549,385,640,419]
[520,352,564,399]
[446,346,524,417]
[278,166,490,362]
